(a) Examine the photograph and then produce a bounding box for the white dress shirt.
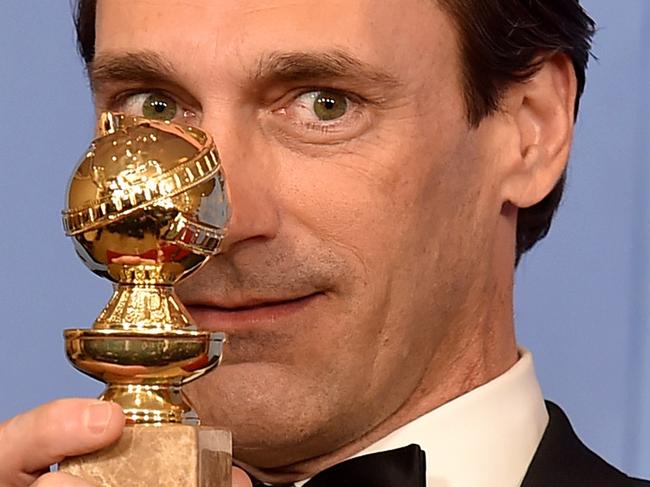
[296,348,548,487]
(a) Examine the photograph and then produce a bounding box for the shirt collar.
[297,348,548,487]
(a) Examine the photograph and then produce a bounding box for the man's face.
[94,0,505,467]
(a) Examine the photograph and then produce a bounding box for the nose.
[204,116,281,253]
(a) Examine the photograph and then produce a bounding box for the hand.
[0,398,253,486]
[0,399,125,486]
[0,399,252,487]
[232,468,253,487]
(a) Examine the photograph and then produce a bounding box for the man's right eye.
[119,92,180,121]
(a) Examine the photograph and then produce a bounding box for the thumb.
[232,467,253,487]
[0,399,124,478]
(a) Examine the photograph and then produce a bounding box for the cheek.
[274,157,412,341]
[264,91,483,307]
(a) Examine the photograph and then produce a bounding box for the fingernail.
[84,402,113,435]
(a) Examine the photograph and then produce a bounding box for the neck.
[241,288,518,484]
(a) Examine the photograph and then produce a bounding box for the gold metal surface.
[63,113,230,425]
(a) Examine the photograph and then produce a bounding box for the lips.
[186,293,322,331]
[195,295,312,311]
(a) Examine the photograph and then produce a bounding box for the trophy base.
[59,424,231,487]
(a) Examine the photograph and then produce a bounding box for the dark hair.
[73,0,595,263]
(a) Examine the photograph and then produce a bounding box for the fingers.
[232,467,253,487]
[32,471,96,486]
[0,399,124,481]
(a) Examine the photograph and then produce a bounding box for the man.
[0,0,646,486]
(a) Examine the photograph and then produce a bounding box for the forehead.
[95,0,457,84]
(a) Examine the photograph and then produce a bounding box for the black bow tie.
[252,444,426,487]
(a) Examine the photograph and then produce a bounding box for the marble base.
[59,425,231,486]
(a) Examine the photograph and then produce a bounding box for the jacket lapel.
[521,401,648,486]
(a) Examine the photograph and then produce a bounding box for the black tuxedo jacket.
[521,402,649,486]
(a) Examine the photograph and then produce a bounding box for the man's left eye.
[292,90,350,123]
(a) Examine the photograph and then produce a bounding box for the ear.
[499,53,577,209]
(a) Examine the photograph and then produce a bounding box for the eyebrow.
[89,49,402,93]
[89,51,177,92]
[252,50,402,88]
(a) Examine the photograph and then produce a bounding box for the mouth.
[186,292,324,332]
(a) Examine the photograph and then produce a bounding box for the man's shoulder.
[522,401,649,487]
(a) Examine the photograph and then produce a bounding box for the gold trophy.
[59,112,231,486]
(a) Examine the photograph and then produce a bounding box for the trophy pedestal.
[60,425,232,487]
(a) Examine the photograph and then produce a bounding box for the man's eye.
[120,92,179,121]
[272,88,369,142]
[293,90,349,122]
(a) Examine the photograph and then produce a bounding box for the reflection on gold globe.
[62,112,229,332]
[63,112,229,286]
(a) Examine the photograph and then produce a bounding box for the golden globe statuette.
[59,112,231,486]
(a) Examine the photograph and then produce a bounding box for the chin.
[184,361,367,468]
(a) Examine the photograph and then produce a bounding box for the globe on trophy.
[59,112,232,486]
